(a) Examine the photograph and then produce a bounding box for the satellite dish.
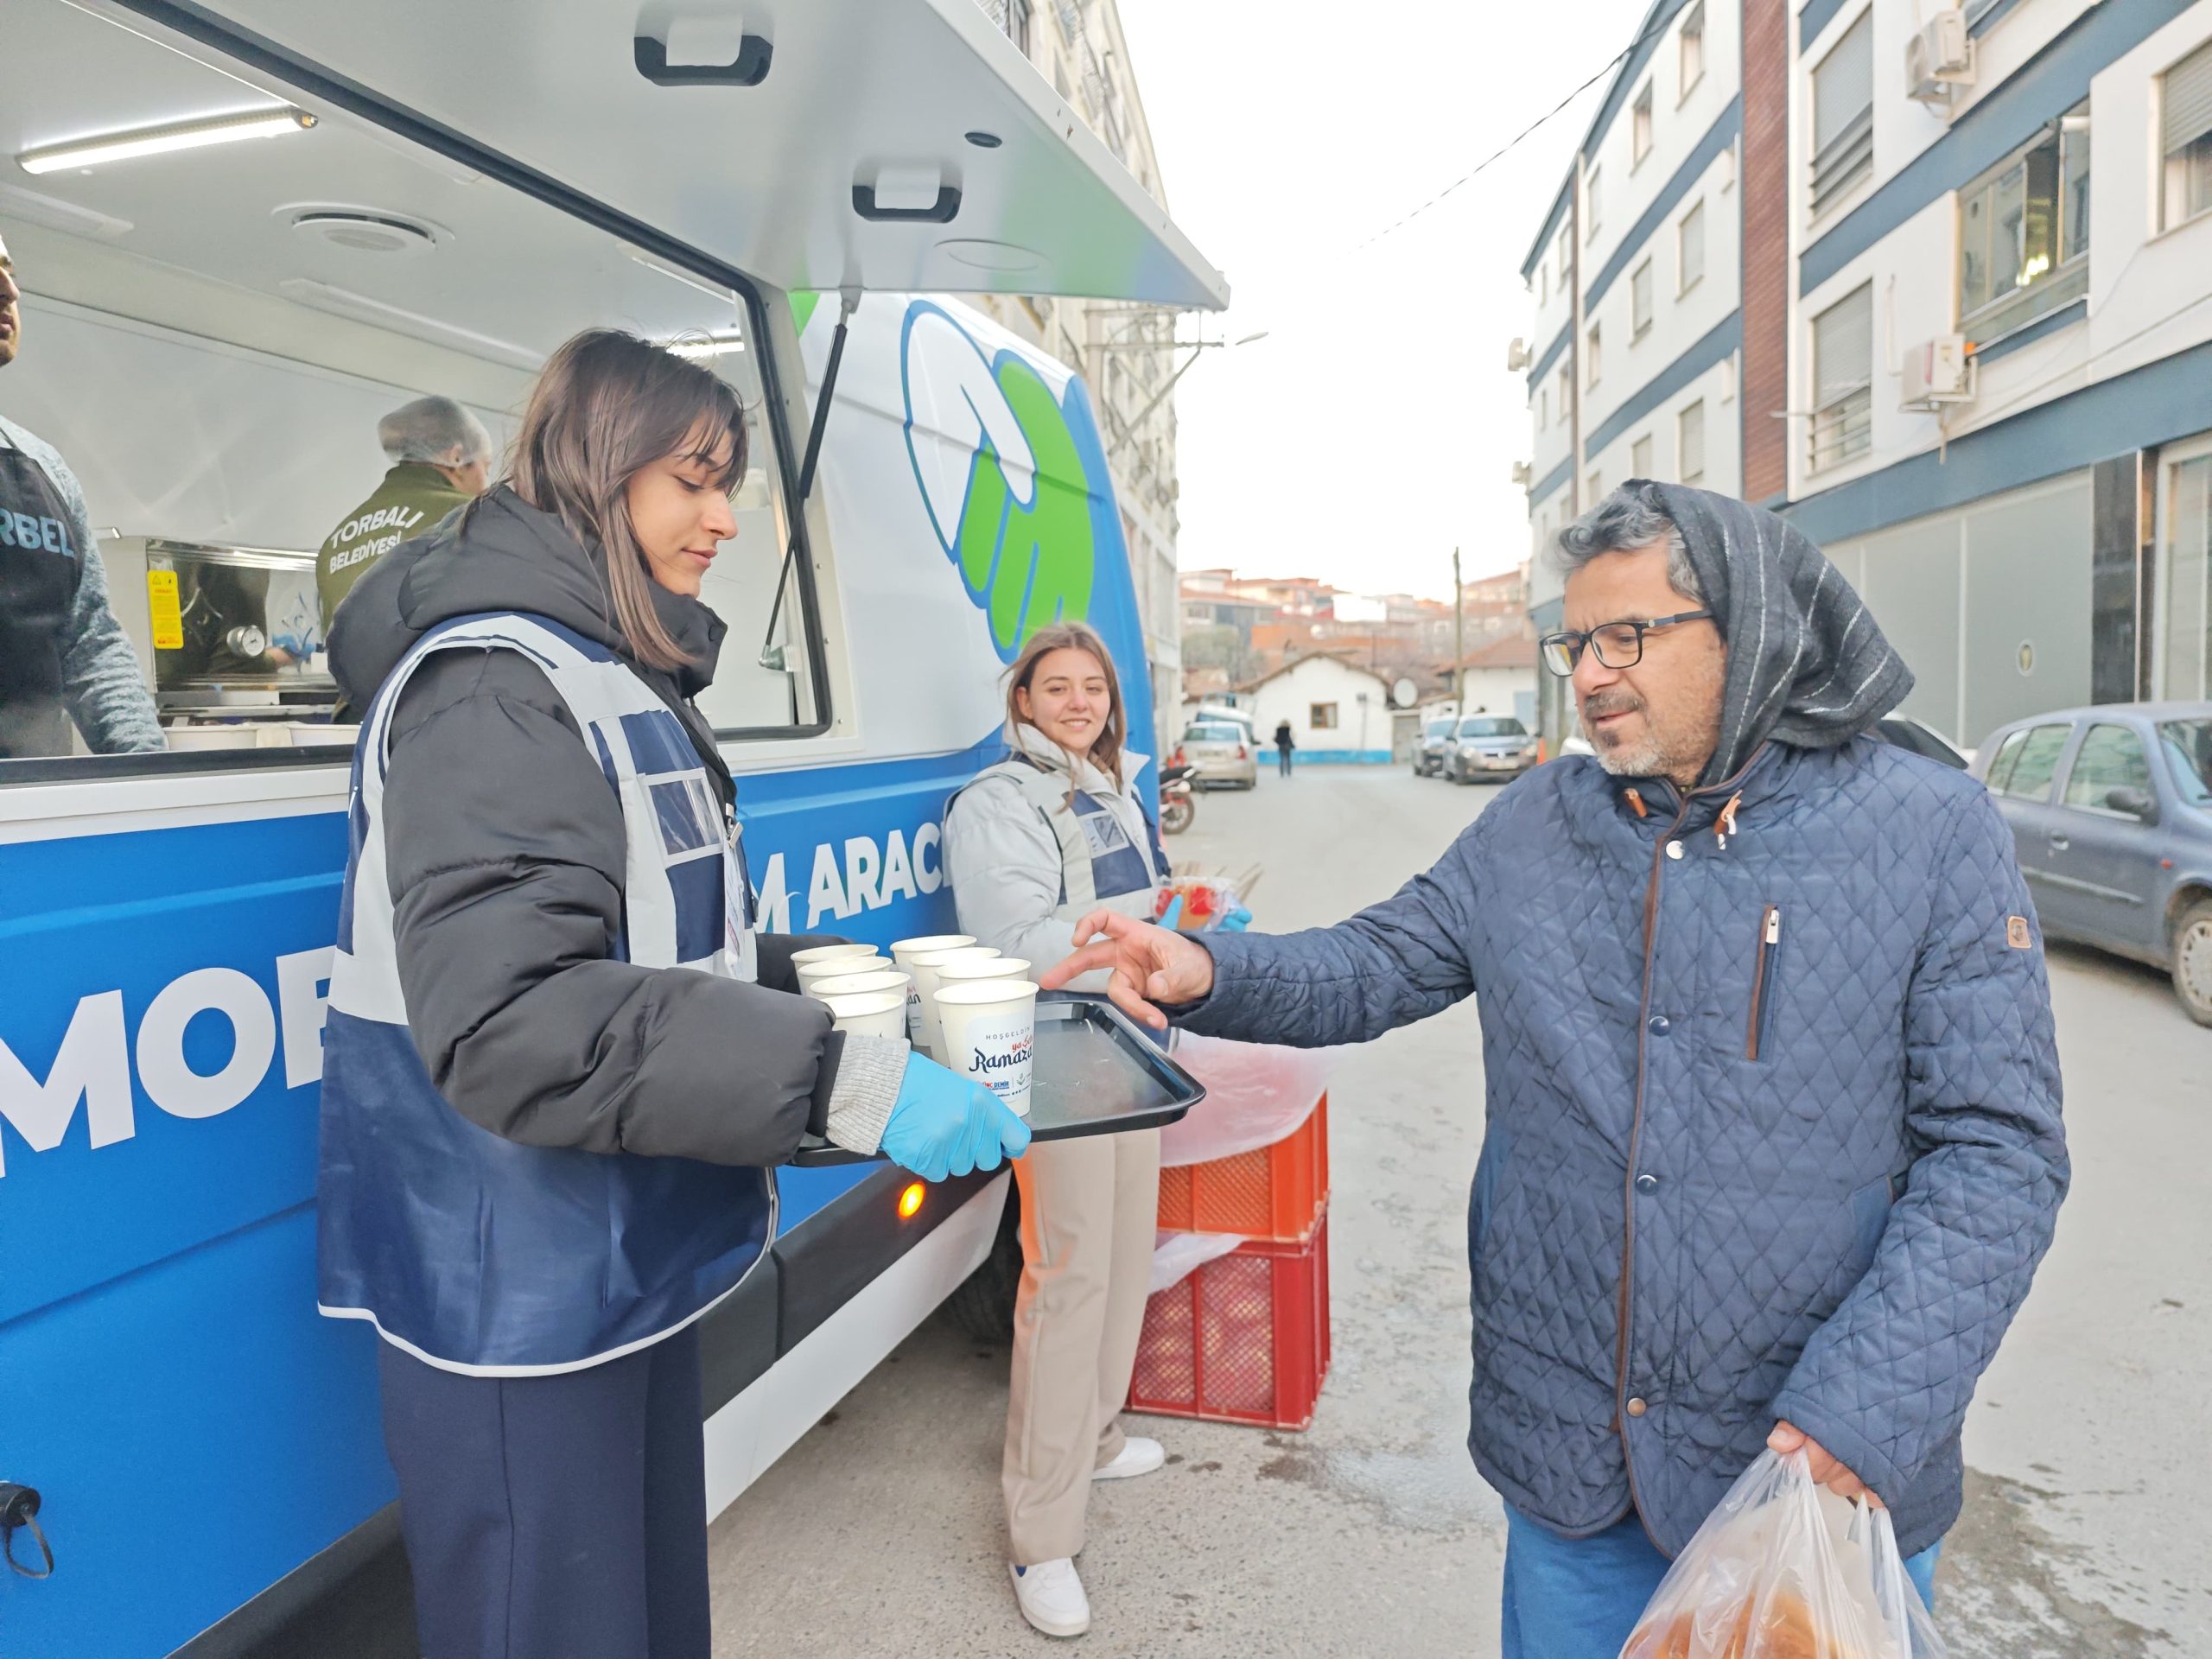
[1391,677,1419,709]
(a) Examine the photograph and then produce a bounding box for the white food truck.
[0,3,1224,1650]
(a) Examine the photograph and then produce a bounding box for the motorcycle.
[1159,759,1198,836]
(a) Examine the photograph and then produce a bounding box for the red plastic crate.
[1127,1211,1331,1430]
[1155,1093,1329,1243]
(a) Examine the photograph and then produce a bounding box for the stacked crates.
[1128,1096,1332,1430]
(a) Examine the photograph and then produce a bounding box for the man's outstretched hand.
[1769,1421,1883,1509]
[1040,910,1217,1029]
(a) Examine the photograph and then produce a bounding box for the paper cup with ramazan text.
[931,956,1031,1053]
[819,990,908,1041]
[904,946,1000,1057]
[795,955,893,995]
[934,979,1039,1116]
[808,969,912,1001]
[789,943,879,969]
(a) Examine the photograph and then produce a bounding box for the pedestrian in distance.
[318,329,1030,1659]
[1043,480,2068,1658]
[1274,716,1295,777]
[942,620,1176,1640]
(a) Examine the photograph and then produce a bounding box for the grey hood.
[328,485,726,713]
[1638,481,1914,789]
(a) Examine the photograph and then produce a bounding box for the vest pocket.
[1745,904,1781,1062]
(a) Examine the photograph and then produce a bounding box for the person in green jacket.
[316,395,493,638]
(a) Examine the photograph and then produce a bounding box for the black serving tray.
[790,991,1205,1166]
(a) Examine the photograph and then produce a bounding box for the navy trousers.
[378,1329,711,1659]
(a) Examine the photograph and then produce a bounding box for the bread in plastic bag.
[1618,1450,1948,1659]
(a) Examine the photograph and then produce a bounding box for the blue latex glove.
[1219,904,1253,933]
[880,1052,1032,1180]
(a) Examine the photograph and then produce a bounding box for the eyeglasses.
[1539,610,1714,677]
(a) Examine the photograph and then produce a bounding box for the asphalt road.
[709,764,2210,1656]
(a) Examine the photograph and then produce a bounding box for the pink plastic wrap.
[1160,1032,1342,1169]
[1620,1451,1948,1659]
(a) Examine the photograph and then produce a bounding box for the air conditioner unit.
[1510,461,1534,489]
[1505,336,1533,372]
[1906,10,1974,105]
[1901,335,1974,410]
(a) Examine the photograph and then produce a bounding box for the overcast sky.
[1117,0,1654,599]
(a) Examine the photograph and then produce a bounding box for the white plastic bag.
[1619,1451,1948,1659]
[1147,1229,1243,1294]
[1159,1032,1342,1167]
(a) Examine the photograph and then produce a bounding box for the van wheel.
[2174,898,2212,1027]
[942,1187,1023,1342]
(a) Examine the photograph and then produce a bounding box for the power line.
[1353,6,1681,251]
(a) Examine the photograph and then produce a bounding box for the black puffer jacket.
[328,487,899,1164]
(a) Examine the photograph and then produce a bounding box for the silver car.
[1443,715,1537,785]
[1413,716,1457,777]
[1974,702,2212,1026]
[1177,718,1258,789]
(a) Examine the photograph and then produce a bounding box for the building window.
[1309,702,1339,731]
[1809,283,1874,472]
[1586,322,1603,387]
[1586,166,1603,239]
[1633,84,1655,167]
[1811,10,1875,218]
[1587,470,1605,501]
[1678,199,1707,294]
[2163,40,2212,230]
[1539,260,1549,305]
[982,0,1033,55]
[1539,386,1550,429]
[1558,364,1575,417]
[2162,454,2212,700]
[1555,225,1574,285]
[1631,434,1654,477]
[1680,399,1707,483]
[1959,101,2090,337]
[1680,1,1706,100]
[1631,260,1655,339]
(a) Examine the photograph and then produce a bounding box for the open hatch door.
[111,0,1229,309]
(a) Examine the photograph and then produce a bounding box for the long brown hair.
[502,329,747,670]
[1004,621,1128,794]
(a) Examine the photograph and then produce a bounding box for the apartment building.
[974,0,1185,747]
[1520,0,2212,754]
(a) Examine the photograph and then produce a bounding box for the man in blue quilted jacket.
[1045,481,2067,1656]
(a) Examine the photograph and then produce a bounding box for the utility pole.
[1452,546,1465,715]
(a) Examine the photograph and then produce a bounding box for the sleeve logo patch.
[2006,915,2032,950]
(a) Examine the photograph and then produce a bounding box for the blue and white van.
[0,3,1224,1651]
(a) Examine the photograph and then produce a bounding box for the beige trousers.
[1002,1125,1161,1565]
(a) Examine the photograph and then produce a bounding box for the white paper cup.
[796,955,892,994]
[808,969,912,1000]
[789,943,880,968]
[930,956,1032,1054]
[819,990,908,1040]
[889,935,975,968]
[934,979,1039,1116]
[904,946,1000,1056]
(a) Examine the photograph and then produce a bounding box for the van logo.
[899,301,1100,660]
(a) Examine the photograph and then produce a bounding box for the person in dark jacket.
[1045,482,2067,1657]
[1273,717,1295,777]
[315,393,493,639]
[321,331,1030,1659]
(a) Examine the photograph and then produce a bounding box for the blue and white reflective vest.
[952,749,1172,923]
[316,612,773,1376]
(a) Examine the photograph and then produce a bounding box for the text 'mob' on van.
[0,3,1225,1650]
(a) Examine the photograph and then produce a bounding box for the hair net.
[378,395,493,467]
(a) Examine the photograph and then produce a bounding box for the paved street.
[709,766,2210,1657]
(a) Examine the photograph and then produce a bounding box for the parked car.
[1443,715,1537,785]
[1413,715,1458,776]
[1177,717,1258,789]
[1973,702,2212,1026]
[1878,715,1974,771]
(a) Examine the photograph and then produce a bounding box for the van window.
[1994,723,2071,803]
[1458,716,1529,738]
[2062,724,2152,810]
[0,8,819,783]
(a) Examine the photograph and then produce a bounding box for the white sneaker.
[1091,1436,1166,1482]
[1010,1558,1091,1637]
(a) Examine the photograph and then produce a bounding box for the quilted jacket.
[1181,737,2067,1556]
